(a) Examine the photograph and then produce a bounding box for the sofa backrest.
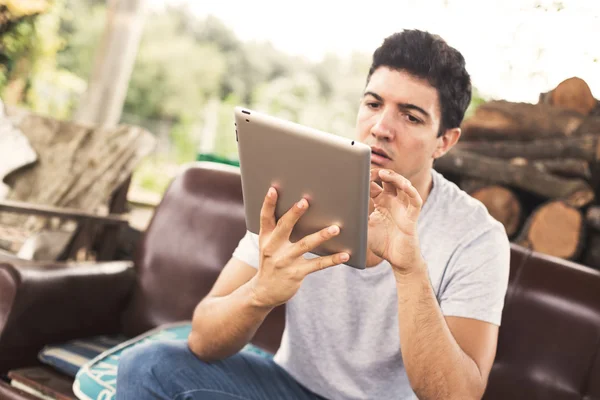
[484,246,600,400]
[121,162,284,352]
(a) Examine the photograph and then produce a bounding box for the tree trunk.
[460,100,586,141]
[469,185,522,237]
[516,201,585,260]
[74,0,147,128]
[455,135,600,162]
[2,107,155,230]
[435,149,595,207]
[586,206,600,232]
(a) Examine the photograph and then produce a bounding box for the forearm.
[188,277,273,362]
[395,263,484,400]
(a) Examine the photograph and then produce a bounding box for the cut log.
[539,77,598,115]
[590,101,600,117]
[456,135,600,162]
[574,116,600,136]
[582,233,600,270]
[509,158,591,180]
[516,201,585,260]
[586,206,600,232]
[534,159,591,180]
[461,100,586,141]
[469,185,522,237]
[435,149,595,207]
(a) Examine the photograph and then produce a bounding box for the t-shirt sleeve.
[439,224,510,326]
[231,230,261,269]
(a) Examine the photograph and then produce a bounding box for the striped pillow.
[38,335,128,377]
[73,322,273,400]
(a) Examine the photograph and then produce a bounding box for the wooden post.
[74,0,146,128]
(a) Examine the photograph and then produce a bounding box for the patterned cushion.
[73,321,273,400]
[38,335,127,377]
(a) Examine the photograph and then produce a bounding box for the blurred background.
[1,0,598,198]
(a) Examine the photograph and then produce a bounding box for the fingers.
[287,224,342,260]
[259,187,278,236]
[370,168,382,182]
[302,251,350,275]
[370,168,394,196]
[377,169,423,211]
[270,196,309,245]
[369,181,383,198]
[382,180,397,196]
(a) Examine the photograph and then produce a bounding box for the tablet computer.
[234,106,371,269]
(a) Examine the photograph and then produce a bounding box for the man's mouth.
[370,146,392,165]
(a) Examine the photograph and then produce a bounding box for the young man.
[117,30,510,400]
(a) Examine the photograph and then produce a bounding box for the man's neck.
[411,168,434,206]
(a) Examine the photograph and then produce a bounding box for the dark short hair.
[367,29,472,136]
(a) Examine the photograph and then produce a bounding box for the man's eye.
[367,102,380,109]
[406,114,421,124]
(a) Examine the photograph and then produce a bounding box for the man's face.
[356,67,443,183]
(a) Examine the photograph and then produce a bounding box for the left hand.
[368,168,425,276]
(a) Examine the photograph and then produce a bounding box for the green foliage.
[56,1,106,81]
[1,17,35,55]
[1,0,85,117]
[131,156,174,195]
[170,117,199,163]
[0,15,37,94]
[213,94,242,159]
[123,12,226,121]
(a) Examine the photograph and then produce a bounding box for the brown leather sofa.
[1,161,599,400]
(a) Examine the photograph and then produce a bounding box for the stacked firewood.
[436,77,600,270]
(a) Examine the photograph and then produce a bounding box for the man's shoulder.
[430,169,506,243]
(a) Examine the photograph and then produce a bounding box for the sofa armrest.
[0,200,128,226]
[0,260,135,373]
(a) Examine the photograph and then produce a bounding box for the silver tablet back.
[235,107,371,269]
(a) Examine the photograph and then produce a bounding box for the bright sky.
[149,0,599,103]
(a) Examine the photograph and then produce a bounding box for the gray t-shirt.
[232,169,510,400]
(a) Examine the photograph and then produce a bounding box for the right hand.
[250,186,349,308]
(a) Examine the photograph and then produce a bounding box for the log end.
[525,201,583,259]
[471,186,521,237]
[551,77,597,116]
[565,189,595,208]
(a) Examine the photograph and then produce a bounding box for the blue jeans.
[115,340,328,400]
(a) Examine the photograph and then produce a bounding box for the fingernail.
[340,253,349,261]
[268,188,275,198]
[297,199,307,208]
[329,225,339,234]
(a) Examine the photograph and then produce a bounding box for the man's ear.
[433,127,461,159]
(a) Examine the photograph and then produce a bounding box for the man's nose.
[370,113,395,141]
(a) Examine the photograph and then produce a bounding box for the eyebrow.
[363,91,431,120]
